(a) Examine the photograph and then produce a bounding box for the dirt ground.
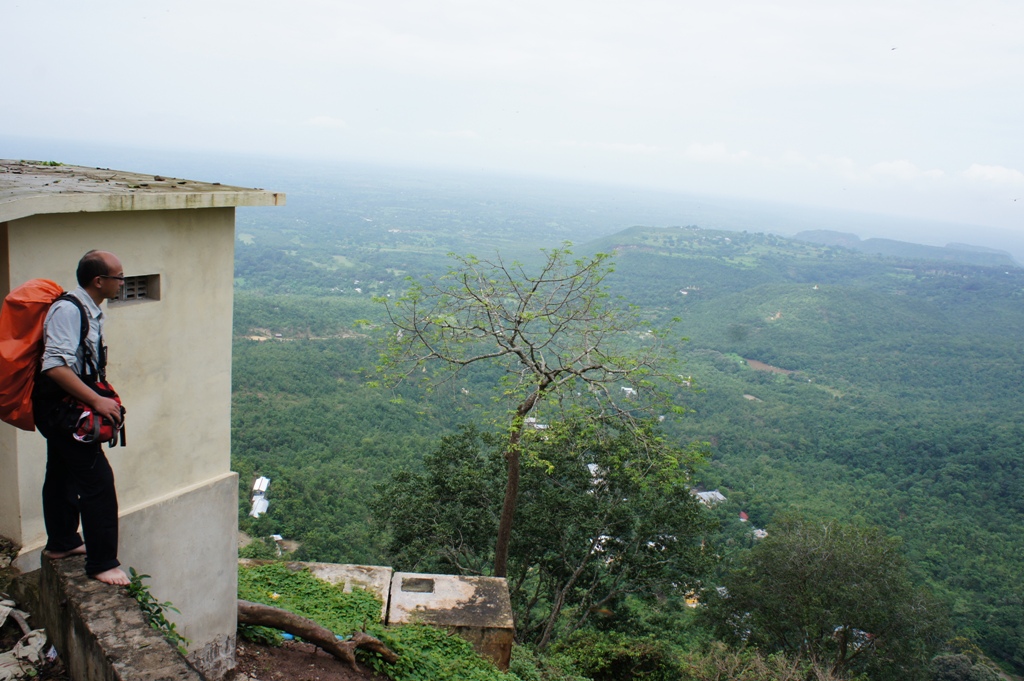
[0,629,390,681]
[230,640,391,681]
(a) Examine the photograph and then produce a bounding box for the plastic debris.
[14,631,47,665]
[0,602,30,637]
[0,629,49,681]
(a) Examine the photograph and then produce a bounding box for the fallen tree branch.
[237,599,398,671]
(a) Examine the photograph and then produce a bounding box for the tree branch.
[237,600,397,672]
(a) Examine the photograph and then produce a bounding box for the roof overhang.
[0,160,285,223]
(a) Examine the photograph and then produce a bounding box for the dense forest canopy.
[231,183,1024,674]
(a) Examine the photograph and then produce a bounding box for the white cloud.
[778,150,816,169]
[306,116,348,129]
[774,154,946,184]
[814,155,862,182]
[559,140,663,155]
[684,147,951,188]
[685,143,757,165]
[962,163,1024,185]
[427,129,481,139]
[870,160,945,181]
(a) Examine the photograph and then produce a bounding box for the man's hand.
[42,366,122,425]
[89,395,123,425]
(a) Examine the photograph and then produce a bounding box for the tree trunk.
[237,600,398,672]
[493,442,521,578]
[536,533,603,649]
[494,387,546,577]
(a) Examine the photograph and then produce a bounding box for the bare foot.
[43,545,87,559]
[92,567,130,586]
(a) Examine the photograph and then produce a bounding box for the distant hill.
[793,229,1019,267]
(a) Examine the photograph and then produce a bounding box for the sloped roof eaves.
[0,160,284,223]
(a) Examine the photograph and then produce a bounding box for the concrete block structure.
[387,572,515,670]
[0,160,283,678]
[239,560,394,621]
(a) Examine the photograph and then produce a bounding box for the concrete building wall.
[0,215,18,541]
[1,206,240,677]
[0,221,25,545]
[119,472,240,677]
[3,208,236,546]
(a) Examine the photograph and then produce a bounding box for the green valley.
[231,185,1024,678]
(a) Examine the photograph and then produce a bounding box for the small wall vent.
[111,274,160,303]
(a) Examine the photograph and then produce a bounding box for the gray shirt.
[40,287,104,376]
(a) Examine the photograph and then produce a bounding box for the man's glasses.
[100,274,126,281]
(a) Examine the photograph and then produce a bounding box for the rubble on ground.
[0,595,65,681]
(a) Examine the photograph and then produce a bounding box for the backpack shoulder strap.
[55,294,99,381]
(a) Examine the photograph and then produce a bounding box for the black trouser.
[40,431,120,576]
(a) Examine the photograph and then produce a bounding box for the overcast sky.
[5,0,1023,238]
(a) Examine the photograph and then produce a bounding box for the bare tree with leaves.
[376,245,687,577]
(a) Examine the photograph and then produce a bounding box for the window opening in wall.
[111,274,160,303]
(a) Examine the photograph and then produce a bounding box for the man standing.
[33,250,128,586]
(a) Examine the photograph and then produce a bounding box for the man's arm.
[43,366,122,425]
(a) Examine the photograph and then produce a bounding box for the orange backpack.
[0,279,66,431]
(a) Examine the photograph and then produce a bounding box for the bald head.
[77,250,124,305]
[77,250,121,288]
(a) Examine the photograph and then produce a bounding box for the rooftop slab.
[0,159,284,223]
[386,572,514,629]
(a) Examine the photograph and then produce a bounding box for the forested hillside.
[589,227,1024,668]
[231,192,1024,675]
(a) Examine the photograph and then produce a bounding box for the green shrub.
[239,536,283,560]
[509,645,588,681]
[680,642,858,681]
[367,624,515,681]
[553,630,681,681]
[126,567,190,655]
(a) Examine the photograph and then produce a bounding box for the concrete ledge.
[38,555,204,681]
[12,474,239,679]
